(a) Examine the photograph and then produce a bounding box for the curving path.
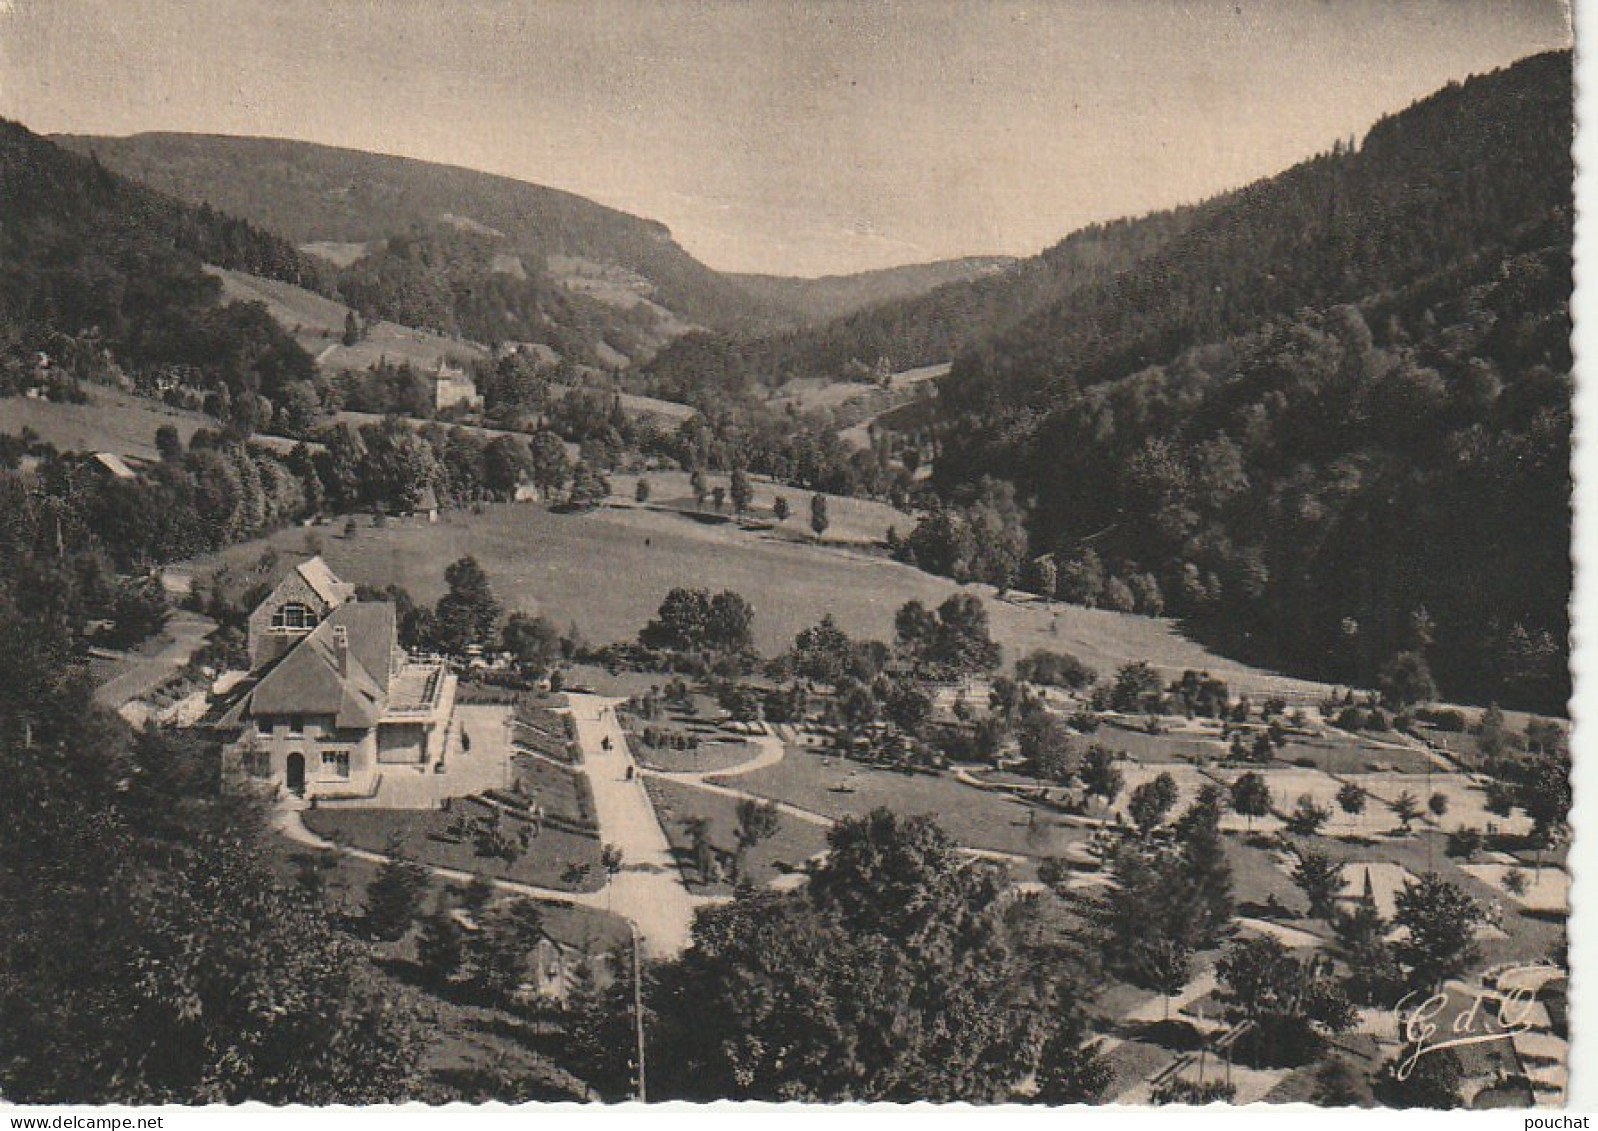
[647,746,1029,867]
[92,610,215,710]
[645,732,788,784]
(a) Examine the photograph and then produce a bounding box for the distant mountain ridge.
[728,256,1017,327]
[637,204,1205,401]
[52,132,1012,361]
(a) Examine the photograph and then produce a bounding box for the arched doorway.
[286,752,306,795]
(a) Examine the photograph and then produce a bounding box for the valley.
[0,29,1575,1112]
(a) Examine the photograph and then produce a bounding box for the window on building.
[271,602,315,632]
[321,749,351,779]
[286,715,305,736]
[243,749,272,778]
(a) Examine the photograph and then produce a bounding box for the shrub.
[1336,706,1368,731]
[1015,649,1097,690]
[1445,826,1483,860]
[1152,1079,1237,1105]
[1418,708,1467,732]
[364,857,429,941]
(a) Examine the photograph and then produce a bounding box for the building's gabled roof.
[295,556,357,609]
[91,451,138,480]
[225,602,397,730]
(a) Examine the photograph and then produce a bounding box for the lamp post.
[632,923,647,1103]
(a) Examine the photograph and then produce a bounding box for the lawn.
[3,385,216,462]
[1108,763,1288,836]
[511,754,596,829]
[512,704,577,764]
[643,776,832,895]
[191,498,1330,698]
[1278,730,1439,775]
[1340,772,1534,838]
[1223,837,1312,915]
[631,738,761,774]
[719,745,1092,859]
[263,825,629,949]
[303,802,604,892]
[1095,724,1229,765]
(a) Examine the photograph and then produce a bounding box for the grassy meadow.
[183,488,1332,697]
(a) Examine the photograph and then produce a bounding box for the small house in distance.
[217,556,457,799]
[433,359,482,412]
[88,451,140,481]
[416,483,440,523]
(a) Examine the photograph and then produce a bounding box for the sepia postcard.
[0,0,1582,1116]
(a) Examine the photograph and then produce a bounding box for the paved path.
[566,693,718,958]
[92,610,215,710]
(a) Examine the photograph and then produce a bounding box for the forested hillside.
[332,222,676,365]
[0,117,322,432]
[58,132,1021,367]
[908,51,1572,712]
[640,206,1203,400]
[727,255,1015,327]
[54,132,779,331]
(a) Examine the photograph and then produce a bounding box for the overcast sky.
[0,0,1572,276]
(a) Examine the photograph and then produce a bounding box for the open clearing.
[718,745,1087,859]
[3,386,217,461]
[189,495,1332,696]
[616,467,915,546]
[208,266,488,373]
[1,385,309,460]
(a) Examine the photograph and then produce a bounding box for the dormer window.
[271,602,314,632]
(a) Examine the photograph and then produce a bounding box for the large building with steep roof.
[246,554,359,669]
[220,557,456,798]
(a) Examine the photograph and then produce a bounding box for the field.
[1,384,311,460]
[185,494,1332,696]
[3,385,214,461]
[617,467,915,547]
[209,266,489,373]
[644,776,831,894]
[767,363,948,415]
[764,376,881,414]
[718,745,1087,860]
